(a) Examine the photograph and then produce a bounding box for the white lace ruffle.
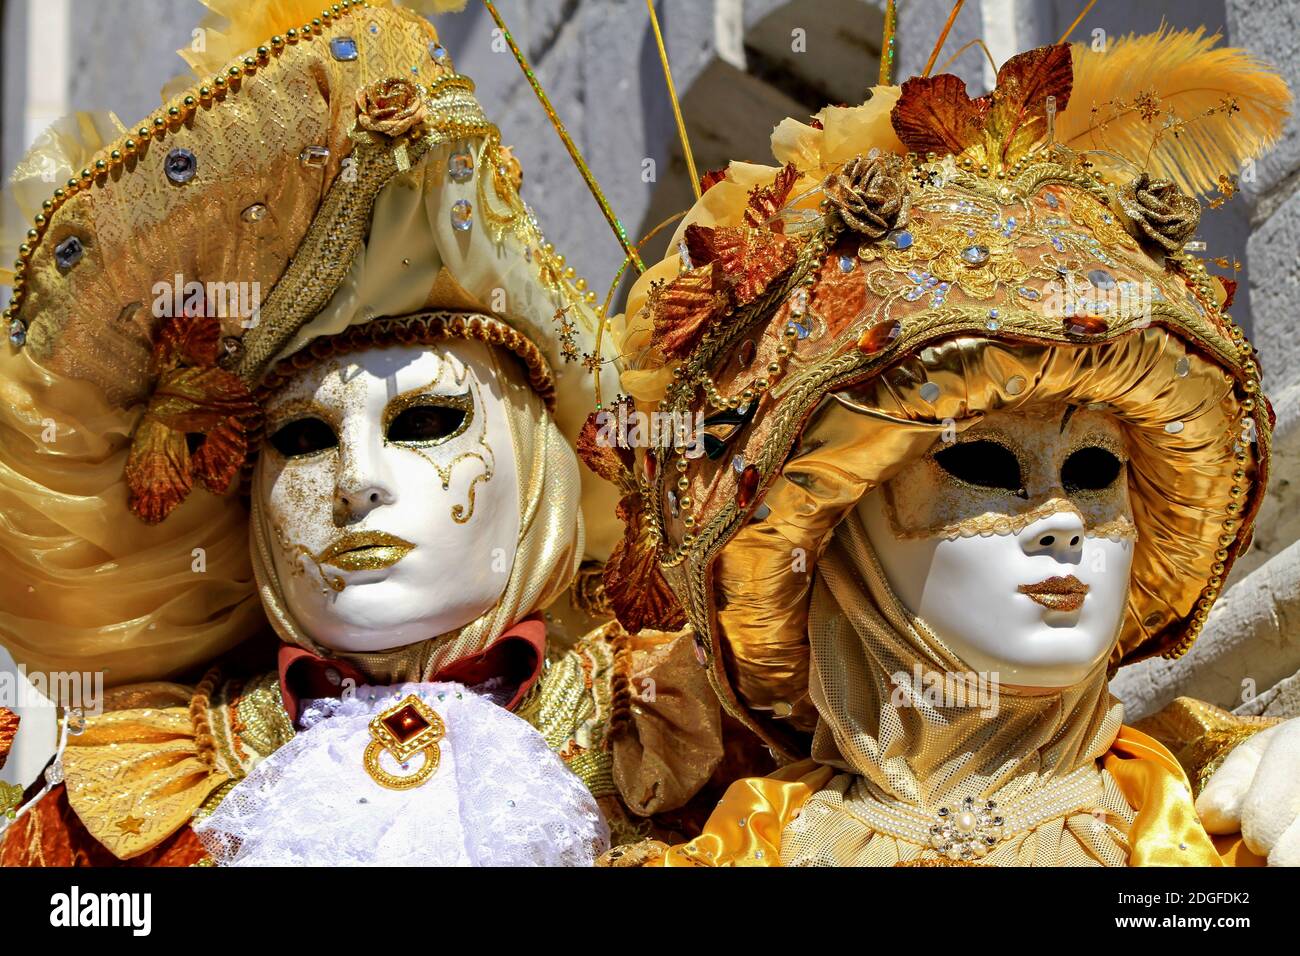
[192,682,609,866]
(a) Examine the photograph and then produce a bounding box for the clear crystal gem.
[919,382,940,403]
[1005,375,1027,396]
[54,236,84,271]
[65,708,86,735]
[838,255,855,273]
[1088,269,1116,290]
[241,203,268,223]
[1175,357,1191,378]
[164,148,197,184]
[329,37,359,61]
[450,199,473,231]
[448,149,474,184]
[8,318,27,348]
[1165,420,1185,435]
[731,454,745,475]
[299,145,330,168]
[45,757,64,786]
[891,230,913,250]
[961,244,990,266]
[429,42,448,64]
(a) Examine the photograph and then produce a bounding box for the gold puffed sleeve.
[1132,696,1281,797]
[610,627,724,817]
[599,760,835,867]
[62,672,232,860]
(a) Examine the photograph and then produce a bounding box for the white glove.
[1197,717,1300,866]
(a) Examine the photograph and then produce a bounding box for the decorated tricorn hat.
[595,30,1291,758]
[0,0,621,684]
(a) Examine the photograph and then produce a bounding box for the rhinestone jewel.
[299,145,330,168]
[667,490,680,518]
[450,199,473,232]
[839,254,856,273]
[330,37,359,61]
[929,795,1004,861]
[429,42,448,64]
[241,203,268,223]
[45,757,64,787]
[8,318,26,348]
[1005,375,1027,396]
[1065,315,1109,336]
[736,465,761,510]
[891,230,913,250]
[448,149,474,183]
[857,319,901,355]
[1088,269,1116,290]
[1175,356,1191,378]
[731,453,745,475]
[919,382,940,403]
[961,244,990,267]
[164,148,197,184]
[1165,420,1185,435]
[738,339,757,367]
[54,235,84,271]
[1017,286,1041,301]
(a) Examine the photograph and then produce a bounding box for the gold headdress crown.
[589,28,1291,756]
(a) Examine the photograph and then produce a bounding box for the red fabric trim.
[277,614,547,722]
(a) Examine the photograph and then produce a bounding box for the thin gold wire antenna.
[480,0,645,272]
[1058,0,1099,44]
[922,0,967,77]
[879,0,898,85]
[645,0,701,200]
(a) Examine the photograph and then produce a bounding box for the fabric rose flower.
[355,78,428,138]
[1117,172,1201,254]
[823,154,909,239]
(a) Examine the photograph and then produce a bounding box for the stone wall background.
[1,0,1297,746]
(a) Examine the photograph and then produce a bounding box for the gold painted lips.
[1017,575,1089,612]
[317,531,415,571]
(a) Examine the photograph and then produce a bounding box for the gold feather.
[1056,26,1291,197]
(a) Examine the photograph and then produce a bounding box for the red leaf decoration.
[576,399,636,489]
[0,707,19,772]
[891,73,987,157]
[685,224,796,306]
[126,314,257,524]
[648,263,730,359]
[985,43,1073,163]
[743,163,800,231]
[604,493,687,633]
[699,167,728,193]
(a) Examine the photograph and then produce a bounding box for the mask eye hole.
[269,417,337,458]
[933,439,1022,492]
[1062,445,1123,493]
[387,403,468,445]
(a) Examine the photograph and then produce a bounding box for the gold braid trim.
[187,667,222,768]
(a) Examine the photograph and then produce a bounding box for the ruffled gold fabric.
[610,628,723,817]
[639,725,1223,867]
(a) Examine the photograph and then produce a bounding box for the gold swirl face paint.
[255,340,520,653]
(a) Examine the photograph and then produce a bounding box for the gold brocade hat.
[595,31,1291,757]
[0,0,621,683]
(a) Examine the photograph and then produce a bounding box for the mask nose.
[1018,505,1086,564]
[333,435,396,523]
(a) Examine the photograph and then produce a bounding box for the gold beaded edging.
[4,1,380,334]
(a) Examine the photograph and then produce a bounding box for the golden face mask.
[883,402,1136,542]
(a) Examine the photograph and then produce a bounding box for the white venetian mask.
[858,403,1136,688]
[253,340,520,652]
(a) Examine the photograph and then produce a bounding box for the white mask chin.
[254,340,520,653]
[859,404,1135,689]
